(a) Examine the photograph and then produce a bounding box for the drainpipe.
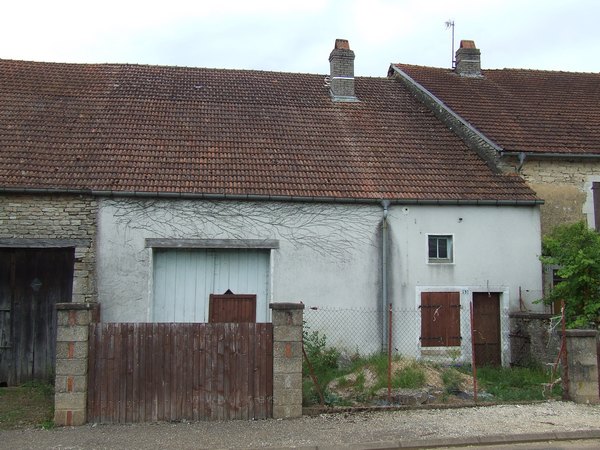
[517,152,527,173]
[381,200,390,352]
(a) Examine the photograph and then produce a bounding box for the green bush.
[540,221,600,328]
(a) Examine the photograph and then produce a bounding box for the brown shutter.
[594,182,600,231]
[209,294,257,323]
[420,292,461,347]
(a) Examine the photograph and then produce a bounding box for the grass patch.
[0,381,54,430]
[474,365,562,401]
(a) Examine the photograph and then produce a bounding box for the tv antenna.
[445,19,455,68]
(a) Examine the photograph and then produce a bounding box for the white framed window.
[428,234,453,263]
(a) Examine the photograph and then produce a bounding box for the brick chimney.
[455,40,481,77]
[329,39,358,102]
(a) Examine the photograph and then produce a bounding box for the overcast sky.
[2,0,598,76]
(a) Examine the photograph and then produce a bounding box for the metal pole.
[470,301,478,402]
[387,303,392,404]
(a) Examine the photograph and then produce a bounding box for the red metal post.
[470,301,478,402]
[561,299,569,400]
[387,303,392,404]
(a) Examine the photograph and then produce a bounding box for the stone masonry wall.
[509,313,560,367]
[0,194,97,302]
[494,157,600,236]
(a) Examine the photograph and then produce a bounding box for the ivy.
[540,222,600,328]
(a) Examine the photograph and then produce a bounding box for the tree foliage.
[541,222,600,328]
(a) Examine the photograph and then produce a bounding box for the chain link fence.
[304,304,515,365]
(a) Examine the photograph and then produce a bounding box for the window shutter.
[420,292,461,346]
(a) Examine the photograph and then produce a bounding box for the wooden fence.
[87,322,273,423]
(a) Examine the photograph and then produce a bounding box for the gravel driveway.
[3,401,600,449]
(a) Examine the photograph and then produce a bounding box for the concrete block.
[273,356,302,374]
[55,375,87,393]
[273,325,302,342]
[273,404,302,419]
[272,309,304,327]
[274,372,302,390]
[57,325,88,342]
[55,359,88,376]
[54,408,87,427]
[56,341,88,359]
[273,341,302,359]
[273,388,302,407]
[55,392,87,410]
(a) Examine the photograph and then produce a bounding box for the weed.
[441,368,464,393]
[392,364,426,389]
[476,365,562,401]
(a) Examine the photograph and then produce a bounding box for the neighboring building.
[390,40,600,237]
[0,39,543,382]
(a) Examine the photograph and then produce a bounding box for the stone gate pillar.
[270,302,304,419]
[565,329,599,404]
[54,302,99,426]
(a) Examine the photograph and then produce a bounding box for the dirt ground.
[2,401,600,449]
[0,385,53,430]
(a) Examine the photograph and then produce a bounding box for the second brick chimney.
[455,40,481,77]
[329,39,358,102]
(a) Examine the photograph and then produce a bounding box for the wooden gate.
[87,322,273,423]
[472,292,501,366]
[0,248,74,386]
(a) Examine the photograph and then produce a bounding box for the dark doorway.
[472,292,501,367]
[0,248,74,385]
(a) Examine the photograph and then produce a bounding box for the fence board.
[87,322,273,423]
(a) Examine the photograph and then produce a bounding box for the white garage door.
[152,248,270,322]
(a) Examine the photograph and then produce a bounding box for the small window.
[428,235,453,263]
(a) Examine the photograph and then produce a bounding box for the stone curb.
[270,429,600,450]
[284,429,600,450]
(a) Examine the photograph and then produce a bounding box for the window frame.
[427,234,454,264]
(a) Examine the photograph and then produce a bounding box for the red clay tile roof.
[394,64,600,155]
[0,59,537,202]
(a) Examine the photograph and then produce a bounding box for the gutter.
[389,65,504,155]
[0,187,544,205]
[502,151,600,160]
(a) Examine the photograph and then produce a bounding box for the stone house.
[0,39,544,385]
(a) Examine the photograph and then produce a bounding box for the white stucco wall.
[96,198,543,361]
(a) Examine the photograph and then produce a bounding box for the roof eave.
[0,186,543,206]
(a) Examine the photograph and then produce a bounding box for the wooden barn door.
[472,292,501,367]
[0,248,74,385]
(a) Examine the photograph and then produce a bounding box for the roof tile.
[0,59,537,202]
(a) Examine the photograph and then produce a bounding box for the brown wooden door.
[0,248,74,385]
[209,294,256,323]
[472,292,501,367]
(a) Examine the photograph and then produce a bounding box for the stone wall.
[509,312,560,367]
[503,157,600,235]
[564,329,599,404]
[0,194,97,302]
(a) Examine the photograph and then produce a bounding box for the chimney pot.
[328,38,358,102]
[455,39,482,77]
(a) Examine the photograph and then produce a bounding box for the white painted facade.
[96,198,543,363]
